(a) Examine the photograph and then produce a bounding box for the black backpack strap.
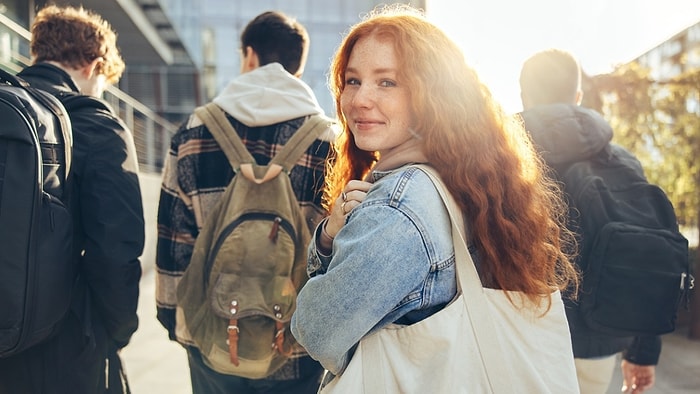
[36,90,72,180]
[0,67,28,88]
[1,69,73,181]
[59,93,111,113]
[0,139,7,207]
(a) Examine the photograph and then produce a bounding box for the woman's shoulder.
[368,166,445,214]
[371,165,437,191]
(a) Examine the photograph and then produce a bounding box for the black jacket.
[520,103,661,365]
[0,63,144,393]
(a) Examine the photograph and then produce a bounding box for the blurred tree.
[583,64,697,230]
[658,69,700,339]
[655,69,700,234]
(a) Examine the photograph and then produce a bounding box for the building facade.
[158,0,426,117]
[0,0,188,170]
[0,0,427,168]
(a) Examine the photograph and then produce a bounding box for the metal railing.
[0,12,176,173]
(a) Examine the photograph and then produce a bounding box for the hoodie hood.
[212,63,324,127]
[520,104,613,165]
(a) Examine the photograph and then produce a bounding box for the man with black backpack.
[0,5,144,393]
[155,10,334,394]
[519,49,691,394]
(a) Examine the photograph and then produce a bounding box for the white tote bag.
[321,165,579,394]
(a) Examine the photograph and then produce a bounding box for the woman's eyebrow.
[345,66,397,75]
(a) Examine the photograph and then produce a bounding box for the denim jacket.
[290,166,458,375]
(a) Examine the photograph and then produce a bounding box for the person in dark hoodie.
[0,5,144,394]
[519,48,658,394]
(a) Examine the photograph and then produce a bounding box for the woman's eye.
[346,78,360,86]
[379,80,396,87]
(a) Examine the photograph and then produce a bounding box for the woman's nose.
[351,85,374,108]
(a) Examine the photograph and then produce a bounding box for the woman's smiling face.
[340,34,415,157]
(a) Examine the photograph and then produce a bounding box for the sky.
[426,0,700,113]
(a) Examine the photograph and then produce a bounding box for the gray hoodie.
[213,62,326,127]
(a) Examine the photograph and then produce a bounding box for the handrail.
[0,13,31,40]
[0,12,177,172]
[103,82,174,128]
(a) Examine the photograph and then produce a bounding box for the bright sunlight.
[427,0,700,113]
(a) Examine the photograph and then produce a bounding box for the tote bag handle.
[385,164,513,392]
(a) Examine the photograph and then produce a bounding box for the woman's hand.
[318,180,372,252]
[326,180,372,236]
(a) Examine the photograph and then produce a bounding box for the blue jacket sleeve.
[291,204,430,375]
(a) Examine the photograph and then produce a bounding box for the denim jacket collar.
[369,162,427,183]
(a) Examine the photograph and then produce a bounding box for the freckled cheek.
[339,91,354,115]
[340,92,353,120]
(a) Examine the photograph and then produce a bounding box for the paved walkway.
[120,172,191,393]
[122,172,700,393]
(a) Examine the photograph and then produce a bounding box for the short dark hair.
[519,49,580,106]
[240,11,309,75]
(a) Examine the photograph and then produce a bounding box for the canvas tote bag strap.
[414,165,513,392]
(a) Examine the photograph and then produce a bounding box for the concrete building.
[148,0,426,117]
[2,0,426,122]
[0,0,188,171]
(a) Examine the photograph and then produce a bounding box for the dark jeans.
[187,347,323,394]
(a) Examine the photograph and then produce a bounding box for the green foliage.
[584,64,700,245]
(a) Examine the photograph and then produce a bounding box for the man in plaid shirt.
[155,11,334,393]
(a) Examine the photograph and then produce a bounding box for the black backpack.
[557,144,693,337]
[0,68,77,357]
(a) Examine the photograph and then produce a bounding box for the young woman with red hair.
[291,4,580,390]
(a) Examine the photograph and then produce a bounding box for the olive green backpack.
[176,103,328,378]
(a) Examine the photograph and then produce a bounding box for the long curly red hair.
[326,4,578,305]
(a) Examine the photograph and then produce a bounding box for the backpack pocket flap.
[582,222,689,336]
[210,274,297,321]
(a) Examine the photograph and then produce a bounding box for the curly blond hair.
[30,5,125,84]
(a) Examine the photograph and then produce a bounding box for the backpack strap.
[194,102,256,170]
[194,102,329,184]
[38,92,72,181]
[60,93,111,113]
[1,69,73,181]
[268,114,327,171]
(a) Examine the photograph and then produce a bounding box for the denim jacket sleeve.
[291,168,457,375]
